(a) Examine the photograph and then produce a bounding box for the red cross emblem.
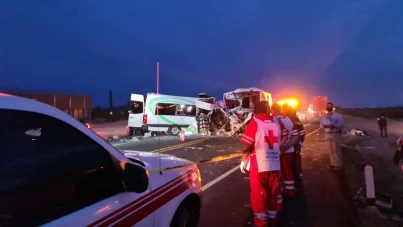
[265,130,278,149]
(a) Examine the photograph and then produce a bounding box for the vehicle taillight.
[143,114,148,124]
[191,168,202,189]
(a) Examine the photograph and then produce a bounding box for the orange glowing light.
[276,98,299,109]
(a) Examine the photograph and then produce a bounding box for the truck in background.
[310,96,328,116]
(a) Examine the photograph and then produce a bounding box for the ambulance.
[0,93,202,227]
[128,93,216,136]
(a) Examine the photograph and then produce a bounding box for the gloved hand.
[240,161,247,173]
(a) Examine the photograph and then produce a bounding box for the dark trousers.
[379,127,388,137]
[292,150,303,191]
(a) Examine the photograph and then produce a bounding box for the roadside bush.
[338,107,403,119]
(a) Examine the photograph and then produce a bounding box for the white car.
[0,93,202,227]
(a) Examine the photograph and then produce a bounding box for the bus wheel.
[169,126,181,136]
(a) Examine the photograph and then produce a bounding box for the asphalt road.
[108,120,349,227]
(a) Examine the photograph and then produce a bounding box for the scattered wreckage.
[199,88,273,136]
[346,128,371,137]
[127,88,273,137]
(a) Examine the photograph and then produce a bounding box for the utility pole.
[156,62,160,94]
[109,90,113,108]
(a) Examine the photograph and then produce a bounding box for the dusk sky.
[2,0,403,108]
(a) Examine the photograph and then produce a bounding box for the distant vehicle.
[128,93,216,136]
[311,96,328,115]
[0,93,202,227]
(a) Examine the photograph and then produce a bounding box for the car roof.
[0,93,63,116]
[0,93,127,162]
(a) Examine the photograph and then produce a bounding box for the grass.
[337,107,403,119]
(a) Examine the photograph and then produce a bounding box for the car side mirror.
[123,162,149,193]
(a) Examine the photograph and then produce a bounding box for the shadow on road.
[278,188,310,227]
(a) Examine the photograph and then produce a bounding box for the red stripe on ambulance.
[89,171,192,227]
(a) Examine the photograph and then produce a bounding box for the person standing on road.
[320,102,344,171]
[284,108,306,182]
[271,103,300,199]
[377,113,388,138]
[239,101,287,227]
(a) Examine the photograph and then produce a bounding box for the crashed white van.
[128,93,216,136]
[222,88,273,133]
[223,87,273,112]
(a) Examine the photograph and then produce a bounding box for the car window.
[156,103,177,115]
[0,109,125,227]
[130,100,144,114]
[183,105,196,116]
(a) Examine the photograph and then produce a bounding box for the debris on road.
[341,117,403,226]
[346,128,371,137]
[352,188,393,210]
[185,147,203,150]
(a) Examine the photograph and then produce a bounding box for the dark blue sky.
[2,0,403,108]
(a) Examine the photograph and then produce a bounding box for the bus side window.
[185,105,196,116]
[156,103,177,115]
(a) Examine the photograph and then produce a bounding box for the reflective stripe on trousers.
[255,213,268,221]
[267,210,277,219]
[281,152,296,197]
[277,194,283,203]
[250,171,280,227]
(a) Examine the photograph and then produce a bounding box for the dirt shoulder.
[340,115,403,226]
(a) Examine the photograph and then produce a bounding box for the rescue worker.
[271,103,300,198]
[240,101,287,227]
[320,102,344,171]
[377,113,388,138]
[285,108,306,183]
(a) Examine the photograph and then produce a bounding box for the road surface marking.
[112,137,208,147]
[202,165,239,191]
[201,126,321,191]
[151,139,207,153]
[113,141,140,146]
[152,139,208,153]
[305,127,321,136]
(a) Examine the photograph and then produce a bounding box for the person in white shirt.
[320,102,344,171]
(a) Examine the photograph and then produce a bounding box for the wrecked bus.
[127,93,217,136]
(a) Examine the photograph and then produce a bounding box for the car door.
[177,104,198,134]
[128,94,145,128]
[0,109,153,227]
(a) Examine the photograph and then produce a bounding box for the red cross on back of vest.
[264,130,278,149]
